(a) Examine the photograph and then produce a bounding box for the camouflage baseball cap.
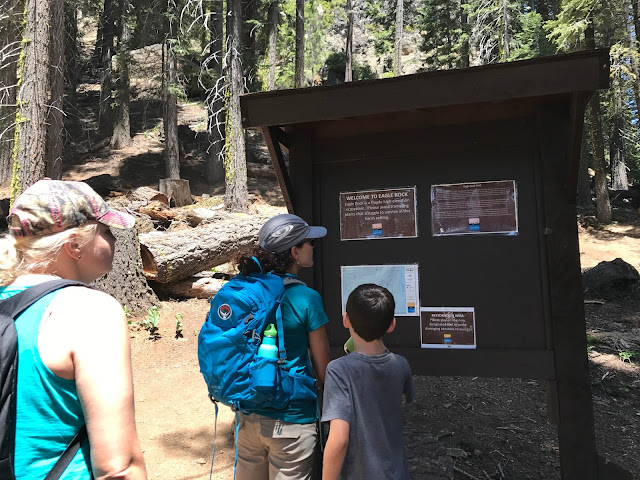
[8,179,135,237]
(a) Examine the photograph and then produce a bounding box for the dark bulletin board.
[310,117,551,377]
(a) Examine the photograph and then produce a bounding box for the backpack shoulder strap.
[43,426,88,480]
[0,279,89,319]
[281,276,306,288]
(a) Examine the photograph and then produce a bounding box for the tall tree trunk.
[164,21,180,179]
[577,127,592,207]
[12,0,51,198]
[294,0,305,87]
[205,0,225,184]
[394,0,403,76]
[460,7,470,68]
[0,0,22,187]
[610,82,628,191]
[584,25,611,222]
[500,0,510,60]
[98,0,114,135]
[224,0,248,211]
[587,95,611,222]
[242,0,258,91]
[46,0,65,179]
[64,1,79,107]
[111,0,132,149]
[345,0,353,82]
[266,0,279,90]
[627,1,640,129]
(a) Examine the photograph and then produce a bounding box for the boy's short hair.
[346,284,395,342]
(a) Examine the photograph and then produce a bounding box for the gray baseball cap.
[258,214,327,254]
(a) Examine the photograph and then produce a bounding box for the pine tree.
[418,0,468,69]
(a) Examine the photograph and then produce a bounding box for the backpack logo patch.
[217,304,232,320]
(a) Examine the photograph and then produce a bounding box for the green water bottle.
[258,324,278,359]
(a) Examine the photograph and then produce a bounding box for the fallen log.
[150,276,227,299]
[128,186,169,205]
[138,201,203,226]
[139,215,265,283]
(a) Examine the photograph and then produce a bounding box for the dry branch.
[139,215,265,283]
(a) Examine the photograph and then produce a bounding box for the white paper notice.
[341,264,419,316]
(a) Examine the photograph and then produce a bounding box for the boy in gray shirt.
[322,284,414,480]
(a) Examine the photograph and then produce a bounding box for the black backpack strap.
[0,279,89,319]
[43,425,88,480]
[0,279,89,480]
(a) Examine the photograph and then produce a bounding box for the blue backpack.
[197,267,318,414]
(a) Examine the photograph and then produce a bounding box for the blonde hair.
[0,222,99,285]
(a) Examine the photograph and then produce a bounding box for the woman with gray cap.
[232,213,331,480]
[0,179,147,480]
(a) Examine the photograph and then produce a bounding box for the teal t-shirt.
[0,286,92,480]
[253,276,329,423]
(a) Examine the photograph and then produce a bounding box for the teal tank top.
[0,286,92,479]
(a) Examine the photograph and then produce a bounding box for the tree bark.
[64,2,78,107]
[500,0,510,60]
[266,0,279,90]
[98,0,114,135]
[111,0,132,149]
[12,0,51,198]
[588,95,612,223]
[294,0,305,87]
[139,216,265,283]
[576,128,592,207]
[46,0,65,180]
[242,0,258,91]
[610,84,628,191]
[345,0,353,82]
[92,227,159,315]
[224,0,249,211]
[164,10,180,179]
[394,0,403,76]
[0,0,21,187]
[205,0,224,185]
[584,23,611,223]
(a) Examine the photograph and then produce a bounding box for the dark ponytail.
[234,247,279,275]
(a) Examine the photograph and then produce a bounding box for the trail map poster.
[341,264,419,316]
[431,180,518,236]
[340,187,417,240]
[421,307,476,349]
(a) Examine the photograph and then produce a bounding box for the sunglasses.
[295,238,316,248]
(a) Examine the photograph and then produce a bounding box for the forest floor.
[6,87,639,479]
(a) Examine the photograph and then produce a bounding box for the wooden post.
[539,104,599,479]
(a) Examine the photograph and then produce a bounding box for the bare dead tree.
[0,0,23,187]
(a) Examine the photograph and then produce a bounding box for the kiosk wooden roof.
[242,49,609,215]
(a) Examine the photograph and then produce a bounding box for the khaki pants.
[235,413,317,480]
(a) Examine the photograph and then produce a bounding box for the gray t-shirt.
[321,350,414,480]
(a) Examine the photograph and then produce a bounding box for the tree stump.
[92,226,159,315]
[159,178,192,207]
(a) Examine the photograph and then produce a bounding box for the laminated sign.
[340,187,417,240]
[431,180,518,236]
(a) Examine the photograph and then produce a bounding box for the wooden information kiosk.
[241,50,632,479]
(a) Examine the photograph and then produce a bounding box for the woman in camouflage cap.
[0,179,147,480]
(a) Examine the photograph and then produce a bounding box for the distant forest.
[0,0,637,216]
